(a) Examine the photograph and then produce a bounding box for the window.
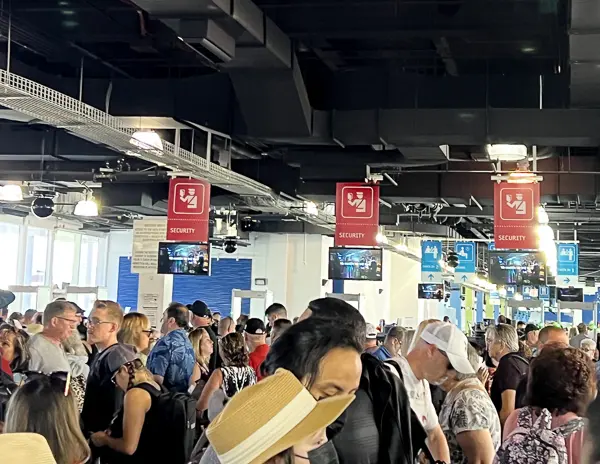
[0,223,20,289]
[52,231,76,287]
[24,228,49,286]
[79,235,99,286]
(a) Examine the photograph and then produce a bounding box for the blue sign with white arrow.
[421,240,443,283]
[454,241,477,284]
[556,243,579,287]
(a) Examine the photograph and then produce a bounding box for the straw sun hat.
[0,433,57,464]
[206,368,355,464]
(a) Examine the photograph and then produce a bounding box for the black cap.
[190,300,211,318]
[244,318,266,335]
[524,323,539,334]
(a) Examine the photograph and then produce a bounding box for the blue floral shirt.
[147,328,195,393]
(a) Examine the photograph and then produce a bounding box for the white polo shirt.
[389,356,439,432]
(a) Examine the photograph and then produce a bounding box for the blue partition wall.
[117,256,252,317]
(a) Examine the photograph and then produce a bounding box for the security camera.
[31,197,55,219]
[224,239,237,254]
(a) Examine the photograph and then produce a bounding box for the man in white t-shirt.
[392,321,474,463]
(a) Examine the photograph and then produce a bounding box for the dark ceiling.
[1,0,600,279]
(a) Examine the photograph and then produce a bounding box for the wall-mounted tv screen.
[328,247,383,281]
[418,283,444,300]
[557,287,584,302]
[157,242,210,276]
[489,251,547,285]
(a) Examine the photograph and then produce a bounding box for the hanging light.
[129,130,164,152]
[537,205,549,224]
[74,192,99,217]
[376,233,388,244]
[486,144,527,161]
[0,184,23,202]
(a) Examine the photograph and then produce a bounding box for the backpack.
[494,407,585,464]
[134,384,197,464]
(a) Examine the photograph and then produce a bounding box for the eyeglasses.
[56,316,80,324]
[88,317,114,327]
[24,371,71,396]
[141,329,153,335]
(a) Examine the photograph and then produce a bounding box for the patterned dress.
[208,365,257,420]
[438,378,501,464]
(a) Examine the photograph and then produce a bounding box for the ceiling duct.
[570,0,600,107]
[162,18,235,63]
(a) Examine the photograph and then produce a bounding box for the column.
[137,273,173,328]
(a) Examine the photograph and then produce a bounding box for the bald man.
[515,326,569,408]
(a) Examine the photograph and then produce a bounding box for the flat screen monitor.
[489,251,547,285]
[328,247,383,281]
[557,287,583,302]
[157,242,210,275]
[418,283,444,300]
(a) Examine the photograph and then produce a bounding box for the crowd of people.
[0,294,599,464]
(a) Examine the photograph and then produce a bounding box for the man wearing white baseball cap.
[391,321,473,463]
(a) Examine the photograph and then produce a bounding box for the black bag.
[0,370,16,421]
[134,384,197,464]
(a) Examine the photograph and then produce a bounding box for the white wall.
[388,252,421,325]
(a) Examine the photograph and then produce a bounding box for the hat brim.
[0,433,58,463]
[247,394,354,464]
[447,351,475,375]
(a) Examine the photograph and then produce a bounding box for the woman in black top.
[90,358,165,464]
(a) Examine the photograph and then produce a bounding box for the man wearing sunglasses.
[27,301,78,374]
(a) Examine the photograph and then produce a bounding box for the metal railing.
[0,70,335,228]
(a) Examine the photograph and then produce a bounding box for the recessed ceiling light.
[521,46,536,53]
[62,20,79,28]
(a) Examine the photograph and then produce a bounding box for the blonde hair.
[5,376,90,464]
[189,327,211,370]
[94,300,124,328]
[118,313,150,349]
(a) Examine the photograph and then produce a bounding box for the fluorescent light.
[395,243,408,252]
[129,130,164,152]
[486,144,527,161]
[0,184,23,202]
[303,201,318,216]
[74,199,99,217]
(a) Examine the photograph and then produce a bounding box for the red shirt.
[248,344,269,381]
[1,358,12,377]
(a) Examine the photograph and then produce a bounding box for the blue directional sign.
[454,241,477,284]
[488,242,495,251]
[539,286,550,301]
[505,285,517,298]
[421,240,443,283]
[556,243,579,287]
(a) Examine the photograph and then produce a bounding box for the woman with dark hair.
[298,297,367,344]
[500,346,595,464]
[196,332,256,419]
[262,318,362,400]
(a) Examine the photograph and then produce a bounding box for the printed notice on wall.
[139,292,160,326]
[131,219,167,274]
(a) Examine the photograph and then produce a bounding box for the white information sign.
[131,218,167,274]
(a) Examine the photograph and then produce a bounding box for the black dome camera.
[31,197,55,219]
[224,239,237,254]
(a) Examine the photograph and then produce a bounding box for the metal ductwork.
[131,0,313,140]
[570,0,600,107]
[398,145,450,162]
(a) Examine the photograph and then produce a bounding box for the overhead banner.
[556,243,579,287]
[493,182,540,250]
[335,182,380,246]
[421,240,443,283]
[166,178,211,242]
[454,241,476,284]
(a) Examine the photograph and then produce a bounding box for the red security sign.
[167,178,211,242]
[335,183,380,246]
[494,182,540,249]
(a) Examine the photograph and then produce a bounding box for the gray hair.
[581,338,597,350]
[488,323,520,353]
[455,344,483,381]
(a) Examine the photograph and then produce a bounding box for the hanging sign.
[493,182,540,249]
[335,183,380,246]
[454,241,477,284]
[421,240,443,283]
[166,178,211,242]
[556,243,579,287]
